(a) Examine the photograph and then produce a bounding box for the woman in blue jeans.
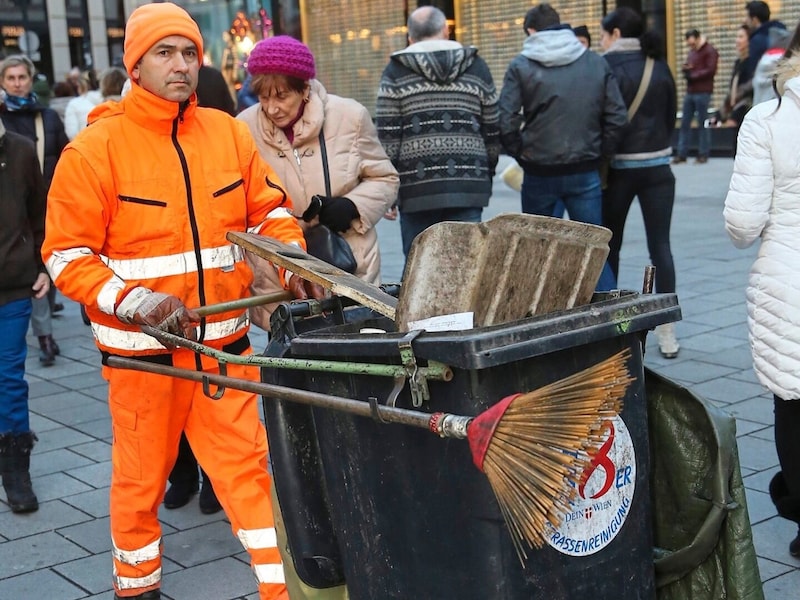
[0,121,47,513]
[600,7,680,358]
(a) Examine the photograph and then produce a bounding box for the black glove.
[317,196,360,233]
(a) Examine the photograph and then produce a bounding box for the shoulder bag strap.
[318,129,331,196]
[34,113,45,175]
[628,57,654,121]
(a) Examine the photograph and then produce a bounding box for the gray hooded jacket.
[499,28,627,175]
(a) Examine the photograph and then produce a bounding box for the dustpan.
[395,214,612,331]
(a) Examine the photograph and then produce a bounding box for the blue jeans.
[400,207,483,258]
[0,298,32,433]
[521,171,617,291]
[677,92,711,159]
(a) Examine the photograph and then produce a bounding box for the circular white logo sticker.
[545,415,636,556]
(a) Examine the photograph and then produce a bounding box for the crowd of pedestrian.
[2,0,800,598]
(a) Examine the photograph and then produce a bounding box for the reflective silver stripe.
[113,566,162,590]
[248,207,295,234]
[111,538,161,565]
[252,563,286,584]
[97,275,127,315]
[237,527,278,550]
[46,246,94,281]
[92,314,248,351]
[99,245,244,280]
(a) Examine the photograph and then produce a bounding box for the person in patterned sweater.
[375,5,500,259]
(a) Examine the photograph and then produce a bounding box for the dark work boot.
[199,470,222,515]
[791,528,800,557]
[113,589,161,599]
[163,478,198,509]
[0,432,39,513]
[37,335,57,366]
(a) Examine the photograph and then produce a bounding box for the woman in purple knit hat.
[237,35,399,331]
[236,35,398,598]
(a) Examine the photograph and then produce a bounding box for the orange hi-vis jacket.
[42,83,304,356]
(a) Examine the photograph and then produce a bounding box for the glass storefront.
[0,0,54,84]
[104,0,124,67]
[65,0,91,70]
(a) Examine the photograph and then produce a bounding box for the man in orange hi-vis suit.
[41,4,324,599]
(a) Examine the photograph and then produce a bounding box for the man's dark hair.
[523,4,560,33]
[684,29,701,40]
[745,1,771,24]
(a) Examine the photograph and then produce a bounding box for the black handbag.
[303,129,358,273]
[303,223,357,273]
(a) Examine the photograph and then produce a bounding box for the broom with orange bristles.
[108,343,634,562]
[466,347,634,560]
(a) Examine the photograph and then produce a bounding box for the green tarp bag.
[646,368,764,600]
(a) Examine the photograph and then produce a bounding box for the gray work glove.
[115,287,200,341]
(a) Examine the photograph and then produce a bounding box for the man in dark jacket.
[744,1,786,74]
[0,119,47,514]
[498,3,626,290]
[376,5,500,258]
[674,29,719,164]
[1,54,69,366]
[196,64,235,116]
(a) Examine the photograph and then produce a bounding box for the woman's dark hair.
[601,7,642,39]
[602,7,665,59]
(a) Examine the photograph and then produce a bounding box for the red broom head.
[467,394,520,471]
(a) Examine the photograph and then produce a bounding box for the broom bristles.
[478,348,634,563]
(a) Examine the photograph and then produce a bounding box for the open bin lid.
[288,291,681,370]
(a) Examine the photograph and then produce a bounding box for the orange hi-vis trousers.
[105,346,288,599]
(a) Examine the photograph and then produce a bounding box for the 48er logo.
[545,415,636,557]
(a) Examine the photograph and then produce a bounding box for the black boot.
[37,335,57,366]
[199,470,222,515]
[0,432,39,513]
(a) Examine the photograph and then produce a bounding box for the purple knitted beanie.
[247,35,316,80]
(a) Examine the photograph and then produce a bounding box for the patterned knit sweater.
[376,40,500,213]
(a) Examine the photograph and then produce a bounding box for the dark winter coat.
[0,103,68,190]
[604,49,677,158]
[498,28,627,176]
[196,65,235,116]
[0,127,47,306]
[747,20,787,75]
[375,40,500,213]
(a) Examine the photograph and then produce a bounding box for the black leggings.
[775,396,800,507]
[603,165,676,293]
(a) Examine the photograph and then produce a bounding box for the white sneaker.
[655,323,680,358]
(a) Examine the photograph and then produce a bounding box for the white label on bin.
[407,312,474,332]
[544,415,635,556]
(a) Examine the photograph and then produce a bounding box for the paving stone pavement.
[2,156,798,599]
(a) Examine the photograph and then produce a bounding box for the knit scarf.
[3,92,38,112]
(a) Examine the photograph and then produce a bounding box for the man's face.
[686,35,699,51]
[131,35,199,103]
[1,64,33,97]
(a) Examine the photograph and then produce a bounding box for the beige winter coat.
[238,80,399,329]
